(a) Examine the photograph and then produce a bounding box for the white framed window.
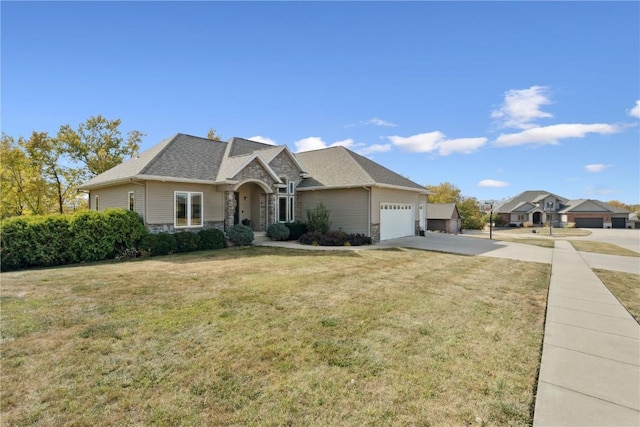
[277,196,295,223]
[128,191,135,211]
[94,195,99,211]
[288,180,295,194]
[175,191,203,228]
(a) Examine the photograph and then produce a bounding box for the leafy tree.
[426,182,461,204]
[607,200,640,216]
[22,131,83,214]
[458,197,484,230]
[207,128,222,141]
[1,134,52,217]
[58,115,144,177]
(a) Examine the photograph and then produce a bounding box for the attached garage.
[612,217,627,229]
[380,203,415,240]
[575,217,603,228]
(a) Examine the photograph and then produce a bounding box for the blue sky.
[3,1,639,204]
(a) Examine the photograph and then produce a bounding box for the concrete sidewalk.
[533,240,640,426]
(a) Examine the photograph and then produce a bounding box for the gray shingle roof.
[496,190,568,213]
[141,134,226,181]
[79,133,228,189]
[559,199,629,214]
[80,134,426,194]
[296,146,426,192]
[427,203,459,219]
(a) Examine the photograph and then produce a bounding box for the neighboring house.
[496,190,630,228]
[426,203,461,234]
[78,133,430,242]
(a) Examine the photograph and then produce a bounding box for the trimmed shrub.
[347,233,372,246]
[227,224,254,246]
[0,215,73,270]
[307,203,331,234]
[285,221,308,240]
[103,209,147,254]
[299,231,323,246]
[267,223,290,241]
[175,231,200,253]
[198,228,226,250]
[0,208,146,271]
[319,230,349,246]
[139,233,177,257]
[69,210,113,262]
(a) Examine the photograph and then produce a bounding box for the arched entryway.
[234,180,272,231]
[533,212,542,225]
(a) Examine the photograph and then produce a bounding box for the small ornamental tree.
[307,202,331,234]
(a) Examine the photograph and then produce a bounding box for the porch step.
[253,231,270,244]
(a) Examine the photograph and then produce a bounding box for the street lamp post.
[489,203,493,240]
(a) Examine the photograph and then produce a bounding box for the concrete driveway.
[378,233,553,264]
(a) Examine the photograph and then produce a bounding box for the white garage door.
[380,203,415,240]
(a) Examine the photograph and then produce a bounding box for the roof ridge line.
[139,133,181,176]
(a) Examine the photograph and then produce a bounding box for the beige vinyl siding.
[371,187,426,223]
[91,183,145,217]
[300,188,369,235]
[145,181,224,225]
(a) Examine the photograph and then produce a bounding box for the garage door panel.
[380,203,414,240]
[575,217,603,228]
[612,218,626,229]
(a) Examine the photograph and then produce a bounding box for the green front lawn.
[1,247,550,426]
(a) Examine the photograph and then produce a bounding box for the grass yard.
[498,228,591,237]
[1,247,550,426]
[594,269,640,323]
[568,240,640,257]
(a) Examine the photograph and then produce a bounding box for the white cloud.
[388,131,442,153]
[294,136,364,153]
[478,179,509,188]
[494,123,621,147]
[358,144,392,155]
[248,135,276,145]
[438,137,488,156]
[629,100,640,119]
[366,117,397,127]
[346,117,397,128]
[584,163,611,173]
[584,186,618,196]
[294,136,329,152]
[491,85,553,129]
[388,131,487,156]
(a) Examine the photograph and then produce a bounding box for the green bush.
[307,203,331,234]
[267,223,291,241]
[140,233,177,257]
[285,221,308,240]
[175,231,200,253]
[0,209,147,271]
[198,228,226,250]
[298,231,323,246]
[103,209,147,253]
[227,224,254,246]
[346,233,372,246]
[0,216,71,270]
[319,230,349,246]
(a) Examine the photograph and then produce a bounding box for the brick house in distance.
[495,190,630,229]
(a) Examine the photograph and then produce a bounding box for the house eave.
[79,175,235,190]
[297,182,431,195]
